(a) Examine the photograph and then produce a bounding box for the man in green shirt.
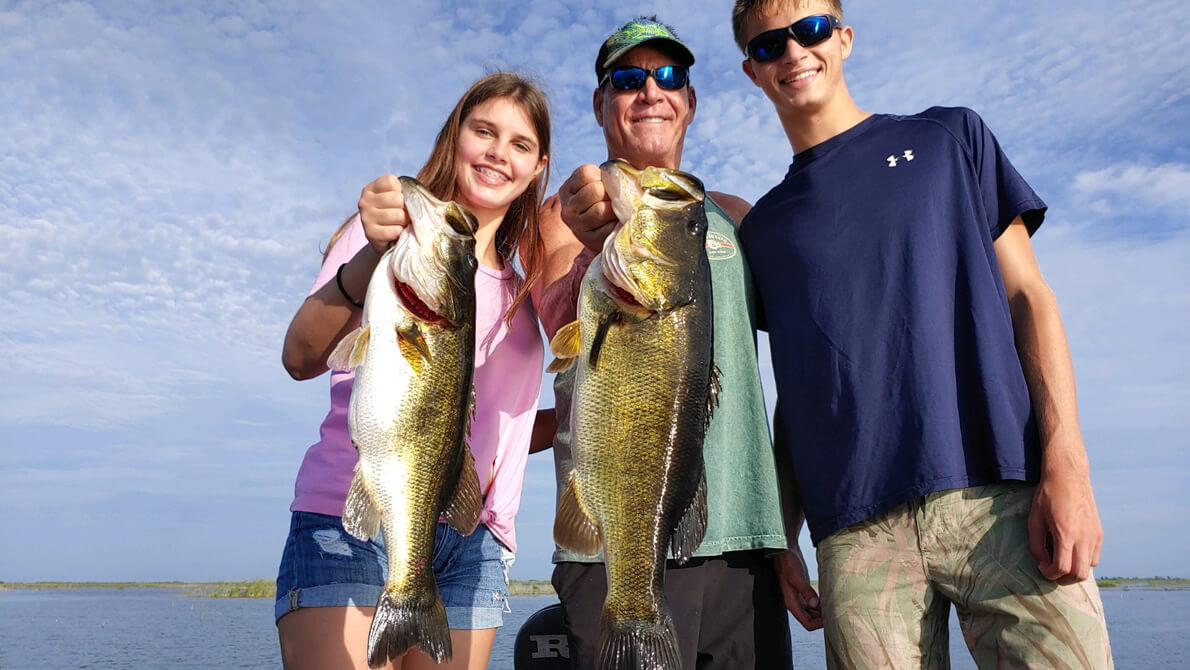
[528,16,819,670]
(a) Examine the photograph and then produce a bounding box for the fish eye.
[687,219,702,235]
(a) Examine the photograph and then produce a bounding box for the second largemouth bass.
[550,159,719,670]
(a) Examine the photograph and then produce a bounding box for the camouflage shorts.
[816,482,1113,669]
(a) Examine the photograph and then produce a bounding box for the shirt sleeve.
[308,214,368,297]
[958,107,1048,239]
[738,209,768,332]
[537,247,595,340]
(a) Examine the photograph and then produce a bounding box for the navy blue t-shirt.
[740,107,1047,544]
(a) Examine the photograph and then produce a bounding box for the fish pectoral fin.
[397,322,432,365]
[671,467,708,564]
[553,471,602,556]
[443,446,482,536]
[705,363,723,432]
[342,463,382,541]
[546,321,582,373]
[328,325,370,371]
[588,312,621,370]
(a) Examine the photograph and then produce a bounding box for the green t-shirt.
[551,197,787,563]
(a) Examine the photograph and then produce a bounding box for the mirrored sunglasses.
[600,64,690,91]
[746,15,841,63]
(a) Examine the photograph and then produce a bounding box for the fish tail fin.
[596,608,681,670]
[367,583,452,667]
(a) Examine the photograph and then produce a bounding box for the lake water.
[0,587,1185,669]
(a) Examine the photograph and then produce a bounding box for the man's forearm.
[538,247,595,340]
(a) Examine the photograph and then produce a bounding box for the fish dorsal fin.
[443,447,482,536]
[553,470,601,556]
[671,467,708,564]
[328,325,369,371]
[342,459,382,541]
[705,363,722,433]
[546,321,582,373]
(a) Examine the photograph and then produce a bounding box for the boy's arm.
[994,219,1102,584]
[772,405,823,631]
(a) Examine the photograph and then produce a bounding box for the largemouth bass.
[550,160,719,670]
[328,177,483,668]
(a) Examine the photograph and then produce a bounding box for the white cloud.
[1071,163,1190,220]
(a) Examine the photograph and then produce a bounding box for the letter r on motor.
[530,634,570,659]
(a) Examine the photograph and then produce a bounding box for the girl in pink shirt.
[275,73,551,670]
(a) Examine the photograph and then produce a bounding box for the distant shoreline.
[2,577,1187,598]
[0,578,558,598]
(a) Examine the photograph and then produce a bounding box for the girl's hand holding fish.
[358,173,410,253]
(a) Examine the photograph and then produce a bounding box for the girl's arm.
[282,240,380,380]
[281,175,411,380]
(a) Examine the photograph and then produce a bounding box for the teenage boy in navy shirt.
[731,1,1113,667]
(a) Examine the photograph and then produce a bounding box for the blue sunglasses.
[745,15,841,62]
[600,64,690,91]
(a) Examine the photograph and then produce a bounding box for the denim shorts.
[275,511,515,629]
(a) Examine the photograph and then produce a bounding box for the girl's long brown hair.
[416,72,551,325]
[326,73,552,327]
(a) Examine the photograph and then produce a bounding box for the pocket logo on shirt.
[705,231,737,260]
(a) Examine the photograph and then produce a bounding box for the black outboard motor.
[513,603,573,669]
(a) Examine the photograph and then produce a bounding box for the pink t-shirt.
[290,215,544,553]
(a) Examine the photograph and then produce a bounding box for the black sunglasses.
[745,15,841,62]
[600,64,690,91]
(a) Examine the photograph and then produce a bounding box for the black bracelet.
[335,263,365,308]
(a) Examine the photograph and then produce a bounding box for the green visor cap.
[595,17,695,82]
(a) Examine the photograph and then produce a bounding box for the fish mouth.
[390,178,477,325]
[395,279,446,324]
[609,282,641,309]
[598,160,707,312]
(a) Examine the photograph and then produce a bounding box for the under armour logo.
[886,149,915,167]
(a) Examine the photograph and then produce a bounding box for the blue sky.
[1,0,1186,583]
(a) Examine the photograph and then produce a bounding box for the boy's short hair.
[731,0,844,53]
